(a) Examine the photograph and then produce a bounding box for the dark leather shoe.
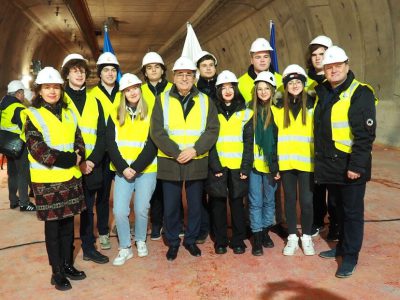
[10,202,19,209]
[184,244,201,257]
[232,245,246,254]
[83,250,109,264]
[215,245,227,255]
[335,261,357,278]
[64,264,86,280]
[262,233,274,248]
[319,248,340,259]
[195,232,208,244]
[166,246,179,261]
[51,272,72,291]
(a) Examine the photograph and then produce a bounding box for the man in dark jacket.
[314,46,377,278]
[150,56,219,261]
[0,80,35,211]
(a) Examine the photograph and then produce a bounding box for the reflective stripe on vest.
[26,107,81,183]
[0,102,25,134]
[65,93,99,156]
[216,108,253,169]
[158,91,209,159]
[272,105,314,172]
[111,113,157,173]
[253,137,270,173]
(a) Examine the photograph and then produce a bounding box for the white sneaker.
[301,234,316,255]
[99,233,111,250]
[113,247,133,266]
[136,241,148,257]
[283,234,299,256]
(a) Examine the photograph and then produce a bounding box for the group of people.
[0,33,377,291]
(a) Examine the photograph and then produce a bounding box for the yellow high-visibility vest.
[216,108,253,169]
[158,91,209,159]
[238,72,282,103]
[23,107,81,183]
[331,79,378,153]
[141,82,173,114]
[89,85,121,124]
[64,92,99,157]
[253,138,270,173]
[272,105,314,172]
[0,102,25,134]
[109,110,156,173]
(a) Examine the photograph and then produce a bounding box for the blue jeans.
[248,170,277,232]
[113,172,156,248]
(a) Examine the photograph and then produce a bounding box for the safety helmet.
[142,52,164,67]
[309,35,333,48]
[194,51,218,66]
[172,56,197,71]
[35,67,64,85]
[96,52,119,66]
[254,71,276,87]
[322,46,349,65]
[62,53,87,68]
[215,70,238,86]
[250,38,273,53]
[282,64,307,87]
[119,73,142,91]
[7,80,25,93]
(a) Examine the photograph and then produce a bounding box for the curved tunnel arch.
[0,0,398,146]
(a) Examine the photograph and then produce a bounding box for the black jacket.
[0,95,25,130]
[314,70,376,185]
[206,97,254,198]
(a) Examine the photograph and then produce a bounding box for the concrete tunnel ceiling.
[0,0,399,147]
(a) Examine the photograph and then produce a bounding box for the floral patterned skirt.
[32,176,86,221]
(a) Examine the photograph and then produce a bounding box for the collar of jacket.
[0,95,20,110]
[168,84,199,100]
[316,70,355,98]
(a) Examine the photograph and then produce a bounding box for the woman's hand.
[123,167,136,180]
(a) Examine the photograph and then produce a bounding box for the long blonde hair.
[283,88,307,128]
[117,88,148,126]
[252,81,275,130]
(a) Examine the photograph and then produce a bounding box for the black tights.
[44,217,74,272]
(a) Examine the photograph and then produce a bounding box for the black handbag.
[0,108,24,158]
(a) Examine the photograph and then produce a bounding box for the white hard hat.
[35,67,64,85]
[215,70,238,86]
[194,51,218,66]
[142,52,164,67]
[7,80,25,93]
[250,38,273,53]
[119,73,142,91]
[96,52,119,66]
[254,71,276,87]
[172,56,197,71]
[322,46,349,65]
[309,35,333,48]
[282,64,307,87]
[62,53,87,68]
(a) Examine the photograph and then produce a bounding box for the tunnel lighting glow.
[21,74,33,88]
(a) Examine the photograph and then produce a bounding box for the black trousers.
[150,179,164,227]
[7,147,30,206]
[45,217,74,271]
[313,183,337,228]
[162,180,203,247]
[281,170,314,235]
[327,183,366,263]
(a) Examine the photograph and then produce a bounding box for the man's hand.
[75,150,82,166]
[347,170,360,180]
[123,167,136,180]
[79,160,95,175]
[177,147,197,164]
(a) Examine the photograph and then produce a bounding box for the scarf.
[255,108,275,167]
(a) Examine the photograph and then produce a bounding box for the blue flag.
[103,25,122,82]
[269,20,279,73]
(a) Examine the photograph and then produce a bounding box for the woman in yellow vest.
[248,71,280,256]
[140,52,173,240]
[106,73,157,266]
[207,70,253,255]
[271,64,316,256]
[23,67,86,291]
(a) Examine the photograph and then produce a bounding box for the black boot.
[251,231,263,256]
[51,266,72,291]
[262,228,274,248]
[64,263,86,280]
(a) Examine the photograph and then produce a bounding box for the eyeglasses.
[175,72,194,79]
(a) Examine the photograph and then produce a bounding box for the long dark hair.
[306,44,328,71]
[283,88,307,128]
[215,84,245,106]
